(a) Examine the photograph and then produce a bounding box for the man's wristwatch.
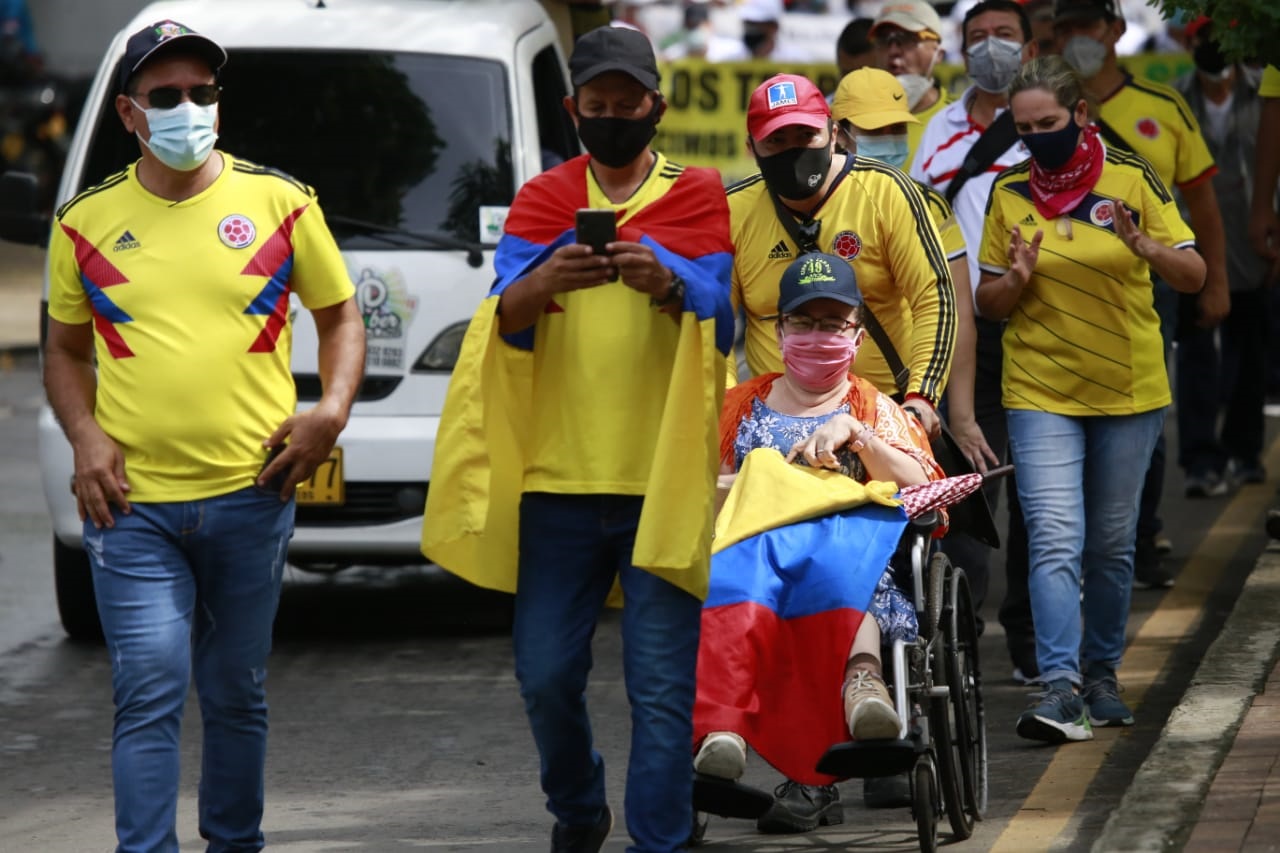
[651,273,685,308]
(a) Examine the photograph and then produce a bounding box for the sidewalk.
[1096,543,1280,852]
[0,241,44,353]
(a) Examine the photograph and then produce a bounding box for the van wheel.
[54,537,103,643]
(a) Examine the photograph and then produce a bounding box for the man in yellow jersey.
[728,73,955,440]
[869,0,952,163]
[1054,0,1228,587]
[422,26,733,853]
[1250,65,1280,282]
[41,21,364,853]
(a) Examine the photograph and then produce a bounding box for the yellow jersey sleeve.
[47,211,91,324]
[920,182,967,261]
[1261,66,1280,98]
[978,168,1017,275]
[288,199,357,310]
[1168,89,1216,189]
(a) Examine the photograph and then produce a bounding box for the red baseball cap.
[747,74,830,142]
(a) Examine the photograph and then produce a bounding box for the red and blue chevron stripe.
[60,223,134,359]
[242,205,307,353]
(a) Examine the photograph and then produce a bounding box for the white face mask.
[896,73,933,110]
[1242,65,1264,90]
[131,99,219,172]
[1061,35,1108,78]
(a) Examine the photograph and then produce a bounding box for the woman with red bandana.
[693,251,942,833]
[976,56,1206,745]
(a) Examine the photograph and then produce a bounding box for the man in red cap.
[728,72,955,442]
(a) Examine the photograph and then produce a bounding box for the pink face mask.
[781,329,861,390]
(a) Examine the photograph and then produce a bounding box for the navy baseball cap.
[569,25,661,91]
[117,20,227,93]
[777,253,863,314]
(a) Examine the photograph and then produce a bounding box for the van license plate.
[296,447,344,505]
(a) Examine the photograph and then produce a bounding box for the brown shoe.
[843,670,899,740]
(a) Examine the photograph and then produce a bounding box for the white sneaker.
[693,731,747,780]
[844,670,899,740]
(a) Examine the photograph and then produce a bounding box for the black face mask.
[1193,38,1227,75]
[755,143,833,201]
[576,100,661,169]
[743,29,769,53]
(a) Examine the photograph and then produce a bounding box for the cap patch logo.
[767,81,798,110]
[832,230,862,260]
[1089,200,1114,227]
[219,214,256,249]
[155,22,189,41]
[1136,118,1160,139]
[796,255,838,287]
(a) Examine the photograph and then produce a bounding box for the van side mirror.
[0,172,51,247]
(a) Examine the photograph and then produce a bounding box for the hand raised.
[1112,198,1149,260]
[1008,225,1044,287]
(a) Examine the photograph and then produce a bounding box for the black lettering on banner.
[699,69,720,111]
[669,68,692,110]
[735,71,757,111]
[653,131,740,157]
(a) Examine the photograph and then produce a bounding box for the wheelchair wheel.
[911,753,939,853]
[947,566,988,821]
[928,556,973,841]
[922,550,948,640]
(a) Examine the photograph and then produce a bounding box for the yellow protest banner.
[654,53,1194,184]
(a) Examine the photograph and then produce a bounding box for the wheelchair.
[691,511,988,853]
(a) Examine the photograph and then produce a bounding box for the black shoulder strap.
[765,184,911,396]
[944,110,1018,204]
[1095,117,1135,154]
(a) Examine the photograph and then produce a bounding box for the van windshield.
[81,50,513,248]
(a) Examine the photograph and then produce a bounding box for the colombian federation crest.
[218,214,256,249]
[831,230,862,260]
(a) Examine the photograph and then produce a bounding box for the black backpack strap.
[944,109,1018,204]
[765,187,911,396]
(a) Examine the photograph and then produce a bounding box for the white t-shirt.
[1201,91,1234,147]
[908,87,1029,314]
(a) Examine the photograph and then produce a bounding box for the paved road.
[0,351,1273,852]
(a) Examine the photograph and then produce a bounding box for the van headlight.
[411,321,470,372]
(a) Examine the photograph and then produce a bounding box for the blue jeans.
[84,486,294,853]
[1007,409,1165,685]
[513,492,701,853]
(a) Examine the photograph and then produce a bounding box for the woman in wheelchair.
[695,252,944,832]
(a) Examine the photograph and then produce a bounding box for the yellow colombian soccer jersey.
[728,154,956,405]
[907,86,951,169]
[978,147,1196,416]
[1098,73,1216,191]
[1262,66,1280,98]
[46,153,354,502]
[919,181,966,262]
[525,152,689,495]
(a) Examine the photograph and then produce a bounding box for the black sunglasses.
[133,84,221,109]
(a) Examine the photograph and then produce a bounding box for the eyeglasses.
[132,84,221,109]
[782,314,858,334]
[873,30,938,50]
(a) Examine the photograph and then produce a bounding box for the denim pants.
[513,492,701,853]
[1008,408,1166,685]
[84,486,294,853]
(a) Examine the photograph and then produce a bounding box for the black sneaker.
[1133,537,1174,589]
[756,781,843,833]
[551,805,612,853]
[1009,641,1040,685]
[1082,663,1134,727]
[862,772,911,808]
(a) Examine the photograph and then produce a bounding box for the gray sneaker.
[1082,665,1134,727]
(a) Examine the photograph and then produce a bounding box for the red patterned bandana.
[1028,125,1104,220]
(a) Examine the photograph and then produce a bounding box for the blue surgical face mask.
[131,99,218,171]
[856,134,910,170]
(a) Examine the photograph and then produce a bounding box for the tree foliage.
[1154,0,1280,67]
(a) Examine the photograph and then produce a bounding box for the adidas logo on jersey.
[1019,214,1036,226]
[113,230,140,252]
[767,240,791,259]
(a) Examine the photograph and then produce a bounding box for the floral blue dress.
[732,397,918,643]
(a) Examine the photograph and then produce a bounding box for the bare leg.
[841,617,898,740]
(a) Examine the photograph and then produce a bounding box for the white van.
[1,0,578,640]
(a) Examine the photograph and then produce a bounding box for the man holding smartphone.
[422,25,734,853]
[41,20,365,853]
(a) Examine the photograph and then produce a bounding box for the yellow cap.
[831,68,920,130]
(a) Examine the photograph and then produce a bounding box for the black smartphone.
[575,209,616,255]
[257,443,289,493]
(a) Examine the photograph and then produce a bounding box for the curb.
[1092,544,1280,852]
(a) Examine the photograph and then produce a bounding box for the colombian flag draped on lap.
[421,153,734,600]
[695,449,909,785]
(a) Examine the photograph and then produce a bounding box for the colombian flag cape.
[695,449,909,785]
[421,153,734,600]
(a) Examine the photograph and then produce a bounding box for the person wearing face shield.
[42,20,366,853]
[909,0,1040,687]
[422,25,734,853]
[868,0,950,163]
[1169,18,1271,496]
[726,73,956,445]
[977,56,1206,746]
[1052,0,1229,589]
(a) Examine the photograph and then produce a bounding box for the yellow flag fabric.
[714,448,902,555]
[421,295,725,601]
